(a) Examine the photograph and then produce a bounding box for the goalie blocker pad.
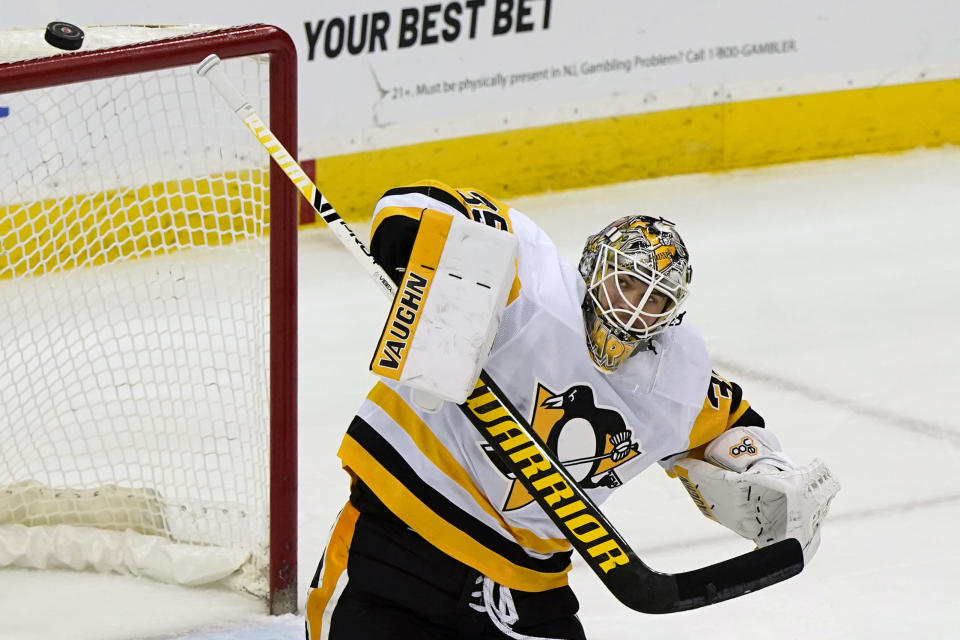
[370,208,518,404]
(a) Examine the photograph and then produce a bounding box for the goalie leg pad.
[370,209,518,405]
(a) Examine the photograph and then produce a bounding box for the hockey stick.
[483,442,639,472]
[197,54,803,614]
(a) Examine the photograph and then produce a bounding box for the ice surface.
[2,147,958,639]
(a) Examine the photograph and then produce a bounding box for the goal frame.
[0,23,299,615]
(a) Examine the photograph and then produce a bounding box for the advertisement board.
[3,1,959,159]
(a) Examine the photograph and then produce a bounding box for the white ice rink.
[2,147,958,639]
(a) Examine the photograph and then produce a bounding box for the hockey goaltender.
[305,179,839,639]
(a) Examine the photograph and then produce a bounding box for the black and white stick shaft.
[197,53,804,614]
[197,54,396,299]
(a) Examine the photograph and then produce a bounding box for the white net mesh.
[0,28,276,598]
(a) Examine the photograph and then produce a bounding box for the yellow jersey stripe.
[305,501,360,639]
[686,403,729,451]
[366,383,571,555]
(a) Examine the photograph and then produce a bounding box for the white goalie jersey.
[337,181,771,593]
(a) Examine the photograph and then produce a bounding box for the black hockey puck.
[44,22,85,51]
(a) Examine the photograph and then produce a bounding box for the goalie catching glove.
[673,426,840,565]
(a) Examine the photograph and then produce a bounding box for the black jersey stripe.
[730,405,766,429]
[381,185,469,216]
[346,416,572,575]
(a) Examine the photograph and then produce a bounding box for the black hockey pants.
[306,481,586,640]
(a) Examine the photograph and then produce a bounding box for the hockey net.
[0,24,298,613]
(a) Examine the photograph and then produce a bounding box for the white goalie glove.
[672,427,840,565]
[370,208,518,410]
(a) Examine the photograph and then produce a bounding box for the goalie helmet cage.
[0,24,298,614]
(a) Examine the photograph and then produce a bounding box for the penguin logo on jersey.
[482,383,642,511]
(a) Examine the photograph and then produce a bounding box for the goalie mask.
[578,215,692,373]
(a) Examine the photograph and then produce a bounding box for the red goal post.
[0,24,298,614]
